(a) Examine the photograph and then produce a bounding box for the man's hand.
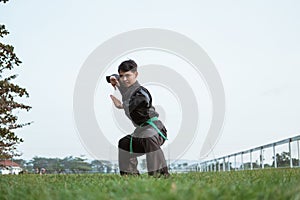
[110,95,123,109]
[110,76,120,90]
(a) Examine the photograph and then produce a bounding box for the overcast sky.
[1,0,300,162]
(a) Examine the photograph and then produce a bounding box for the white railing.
[187,135,300,172]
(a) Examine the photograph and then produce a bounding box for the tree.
[272,152,299,168]
[91,160,105,173]
[28,157,49,171]
[27,157,64,173]
[243,162,260,170]
[0,2,32,159]
[100,160,113,173]
[60,156,92,173]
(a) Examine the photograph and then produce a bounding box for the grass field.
[1,168,300,200]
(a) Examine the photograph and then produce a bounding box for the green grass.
[1,168,300,200]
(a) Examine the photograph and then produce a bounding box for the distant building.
[0,160,23,175]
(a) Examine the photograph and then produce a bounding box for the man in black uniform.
[106,59,169,177]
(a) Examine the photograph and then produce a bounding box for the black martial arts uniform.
[107,75,169,176]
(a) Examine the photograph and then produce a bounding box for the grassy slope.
[1,168,300,200]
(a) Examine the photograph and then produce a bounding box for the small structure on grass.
[0,160,23,175]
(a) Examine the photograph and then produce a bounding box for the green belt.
[130,117,168,154]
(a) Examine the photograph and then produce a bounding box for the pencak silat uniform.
[107,75,169,176]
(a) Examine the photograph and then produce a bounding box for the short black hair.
[118,59,137,73]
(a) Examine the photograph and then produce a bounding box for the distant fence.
[188,135,300,172]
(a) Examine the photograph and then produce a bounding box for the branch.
[0,0,9,4]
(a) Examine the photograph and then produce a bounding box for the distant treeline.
[12,156,118,174]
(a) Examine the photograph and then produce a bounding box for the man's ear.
[135,71,138,78]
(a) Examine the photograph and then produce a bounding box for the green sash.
[130,117,168,154]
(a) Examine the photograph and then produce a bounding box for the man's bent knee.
[118,136,130,150]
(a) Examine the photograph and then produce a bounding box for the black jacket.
[106,75,159,126]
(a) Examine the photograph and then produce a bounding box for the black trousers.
[118,121,169,176]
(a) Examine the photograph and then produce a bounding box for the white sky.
[1,0,300,161]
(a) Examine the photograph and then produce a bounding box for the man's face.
[119,70,138,87]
